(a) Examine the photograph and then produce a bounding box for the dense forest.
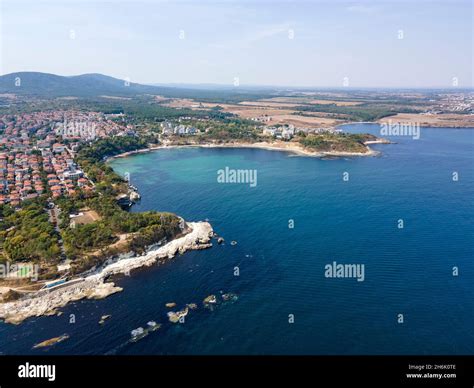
[299,133,377,153]
[0,202,61,264]
[178,117,261,142]
[59,137,183,268]
[294,103,420,122]
[0,135,183,274]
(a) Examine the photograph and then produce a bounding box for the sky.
[0,0,472,88]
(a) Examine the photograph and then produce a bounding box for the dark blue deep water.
[1,124,473,355]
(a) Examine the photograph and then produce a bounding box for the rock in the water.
[165,302,177,308]
[167,307,189,323]
[87,282,123,299]
[99,314,111,324]
[186,303,198,310]
[147,321,161,331]
[222,293,238,302]
[130,327,148,342]
[203,295,217,305]
[217,237,225,244]
[33,334,69,349]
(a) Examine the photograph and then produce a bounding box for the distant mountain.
[0,72,281,102]
[0,72,164,97]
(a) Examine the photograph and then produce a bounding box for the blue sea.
[1,124,473,355]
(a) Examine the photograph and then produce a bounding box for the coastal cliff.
[0,221,213,325]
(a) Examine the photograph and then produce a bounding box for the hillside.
[0,72,272,101]
[0,72,165,97]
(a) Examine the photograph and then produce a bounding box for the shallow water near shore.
[1,124,473,355]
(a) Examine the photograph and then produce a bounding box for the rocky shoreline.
[176,140,385,157]
[0,221,213,325]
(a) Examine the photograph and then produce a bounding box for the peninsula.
[1,72,471,324]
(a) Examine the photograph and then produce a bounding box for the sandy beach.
[108,139,388,161]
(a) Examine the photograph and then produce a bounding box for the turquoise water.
[1,124,473,354]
